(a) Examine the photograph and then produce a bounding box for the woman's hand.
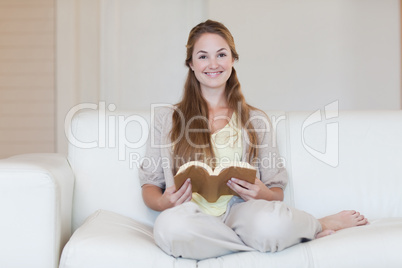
[157,178,192,210]
[227,178,284,202]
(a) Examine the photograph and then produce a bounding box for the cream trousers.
[153,199,322,260]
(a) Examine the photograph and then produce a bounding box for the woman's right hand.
[158,178,192,210]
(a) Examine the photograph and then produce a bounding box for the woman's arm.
[140,107,193,211]
[227,110,287,202]
[227,178,284,202]
[142,179,193,211]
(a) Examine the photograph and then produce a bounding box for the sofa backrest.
[68,109,402,231]
[68,110,156,230]
[286,110,402,219]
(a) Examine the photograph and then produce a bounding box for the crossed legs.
[153,202,253,259]
[153,200,322,259]
[224,199,321,253]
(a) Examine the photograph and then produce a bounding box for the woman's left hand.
[227,178,283,201]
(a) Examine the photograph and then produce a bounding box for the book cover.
[174,161,257,202]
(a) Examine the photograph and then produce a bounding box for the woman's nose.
[209,58,218,69]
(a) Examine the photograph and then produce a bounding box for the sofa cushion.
[68,110,159,230]
[286,111,402,219]
[59,210,196,268]
[307,218,402,267]
[197,218,402,267]
[197,244,313,268]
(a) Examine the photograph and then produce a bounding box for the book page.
[176,161,213,175]
[213,161,255,175]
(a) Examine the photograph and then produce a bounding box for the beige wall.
[0,0,55,159]
[56,0,206,154]
[0,0,400,158]
[56,0,401,154]
[208,0,401,111]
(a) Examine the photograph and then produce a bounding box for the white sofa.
[1,108,402,268]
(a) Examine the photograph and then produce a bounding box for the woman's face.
[189,33,234,92]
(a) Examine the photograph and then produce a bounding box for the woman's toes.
[354,212,360,218]
[358,217,368,225]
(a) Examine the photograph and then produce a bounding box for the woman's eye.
[199,55,207,59]
[218,53,226,58]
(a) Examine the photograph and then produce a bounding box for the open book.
[174,161,257,202]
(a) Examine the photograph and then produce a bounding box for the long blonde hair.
[170,20,259,172]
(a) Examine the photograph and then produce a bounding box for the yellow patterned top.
[191,112,243,216]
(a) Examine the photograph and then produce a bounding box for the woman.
[139,20,367,260]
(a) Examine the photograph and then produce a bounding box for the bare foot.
[315,229,335,239]
[316,210,368,238]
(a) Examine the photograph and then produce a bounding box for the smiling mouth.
[204,71,223,77]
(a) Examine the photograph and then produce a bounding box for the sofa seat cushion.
[307,218,402,268]
[59,210,196,268]
[198,218,402,268]
[197,243,313,268]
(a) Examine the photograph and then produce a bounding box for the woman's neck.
[201,86,228,109]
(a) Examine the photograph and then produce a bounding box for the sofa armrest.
[0,153,74,268]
